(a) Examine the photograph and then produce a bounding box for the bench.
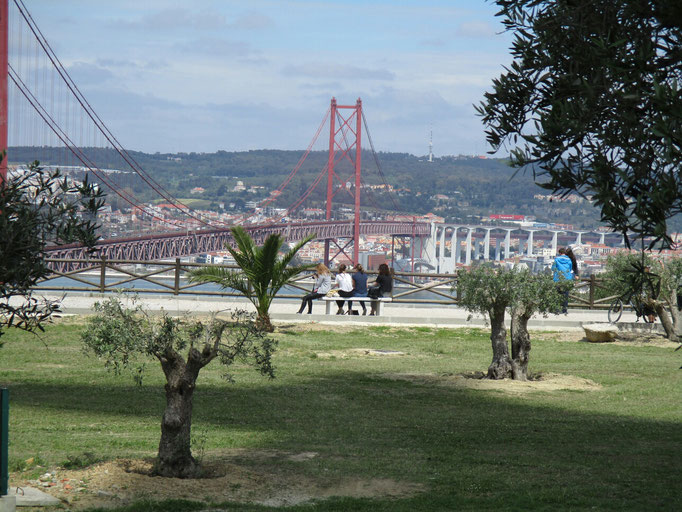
[321,296,392,316]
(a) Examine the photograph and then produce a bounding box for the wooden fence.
[38,257,616,308]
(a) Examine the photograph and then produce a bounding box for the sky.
[23,0,513,157]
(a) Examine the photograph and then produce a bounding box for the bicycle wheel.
[608,298,623,323]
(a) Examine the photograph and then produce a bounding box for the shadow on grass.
[7,371,682,511]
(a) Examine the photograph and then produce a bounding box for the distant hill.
[9,146,608,228]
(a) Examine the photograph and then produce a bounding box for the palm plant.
[189,226,314,332]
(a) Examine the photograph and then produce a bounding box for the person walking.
[367,263,393,316]
[332,264,354,314]
[347,263,368,315]
[552,247,573,313]
[297,263,331,314]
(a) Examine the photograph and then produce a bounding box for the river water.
[35,273,456,302]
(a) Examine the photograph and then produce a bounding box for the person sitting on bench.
[367,263,393,316]
[331,263,354,315]
[347,263,368,315]
[297,263,331,314]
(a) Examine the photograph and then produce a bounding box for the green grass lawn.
[1,319,680,511]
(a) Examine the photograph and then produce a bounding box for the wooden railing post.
[174,258,181,295]
[454,270,460,304]
[99,255,106,293]
[589,274,596,309]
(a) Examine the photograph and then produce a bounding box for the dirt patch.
[383,372,601,394]
[276,323,430,336]
[276,322,351,334]
[611,331,681,348]
[315,348,406,359]
[16,451,422,510]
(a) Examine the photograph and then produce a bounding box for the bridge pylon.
[324,97,362,267]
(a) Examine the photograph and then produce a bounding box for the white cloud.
[114,8,228,31]
[455,21,497,38]
[281,63,395,81]
[227,12,275,30]
[67,62,115,85]
[174,38,258,58]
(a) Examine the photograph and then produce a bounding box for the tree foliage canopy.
[457,264,517,318]
[601,251,682,342]
[82,297,276,384]
[0,160,103,341]
[478,0,682,247]
[602,251,660,300]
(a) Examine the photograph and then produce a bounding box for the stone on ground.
[582,323,618,343]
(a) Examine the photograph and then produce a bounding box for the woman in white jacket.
[332,264,355,315]
[297,263,331,314]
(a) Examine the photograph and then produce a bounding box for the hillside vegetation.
[10,147,609,228]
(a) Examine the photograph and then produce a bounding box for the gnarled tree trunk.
[510,309,531,381]
[487,305,512,379]
[155,349,205,478]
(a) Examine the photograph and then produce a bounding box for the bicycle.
[607,291,655,323]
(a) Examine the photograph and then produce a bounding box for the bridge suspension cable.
[11,0,226,230]
[362,112,401,211]
[8,63,185,228]
[233,107,331,225]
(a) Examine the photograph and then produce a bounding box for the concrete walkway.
[9,486,61,507]
[34,292,657,331]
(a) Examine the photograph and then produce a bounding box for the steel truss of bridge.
[46,220,431,271]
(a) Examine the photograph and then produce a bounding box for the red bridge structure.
[49,220,430,267]
[0,0,432,272]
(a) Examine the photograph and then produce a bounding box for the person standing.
[332,264,354,314]
[297,263,331,314]
[552,247,573,313]
[367,263,393,316]
[347,263,368,315]
[565,247,579,281]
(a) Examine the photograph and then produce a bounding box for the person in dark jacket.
[347,264,368,315]
[367,263,393,316]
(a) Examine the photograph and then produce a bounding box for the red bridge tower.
[324,97,363,266]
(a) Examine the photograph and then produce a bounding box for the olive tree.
[458,265,566,380]
[509,268,565,380]
[478,0,682,249]
[82,297,276,478]
[457,265,516,379]
[602,251,682,340]
[0,160,103,343]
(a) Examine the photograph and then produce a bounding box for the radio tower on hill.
[428,127,434,162]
